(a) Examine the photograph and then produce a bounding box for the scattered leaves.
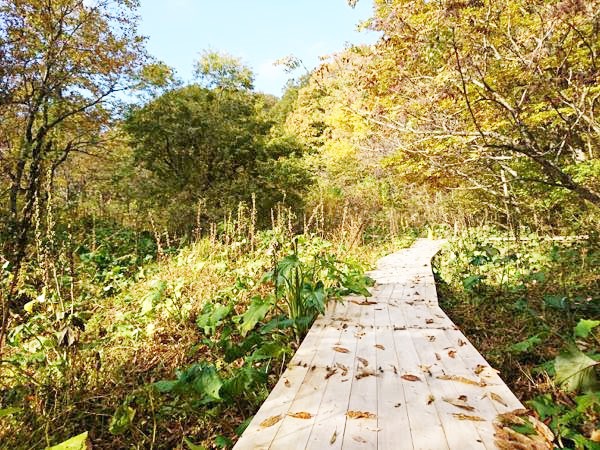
[347,410,376,419]
[453,413,485,421]
[402,374,421,382]
[443,396,476,411]
[260,415,282,427]
[288,412,313,419]
[333,346,350,353]
[437,374,486,387]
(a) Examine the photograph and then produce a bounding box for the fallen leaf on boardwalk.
[448,350,457,358]
[284,378,291,387]
[357,357,369,366]
[288,412,313,419]
[325,367,337,380]
[414,291,420,296]
[453,413,485,421]
[437,374,486,387]
[347,410,376,419]
[353,436,367,443]
[260,415,282,427]
[333,346,350,353]
[350,300,378,306]
[419,365,432,376]
[356,369,377,379]
[458,395,468,401]
[474,364,487,375]
[426,319,434,324]
[458,339,467,347]
[427,335,436,342]
[330,430,337,445]
[435,353,441,360]
[336,363,349,376]
[490,392,508,407]
[390,364,398,374]
[374,344,385,350]
[443,396,476,411]
[427,395,435,405]
[402,374,421,382]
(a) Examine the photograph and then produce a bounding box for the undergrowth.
[434,228,600,449]
[0,212,412,449]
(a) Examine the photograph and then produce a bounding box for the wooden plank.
[374,283,413,450]
[233,303,345,450]
[305,298,367,449]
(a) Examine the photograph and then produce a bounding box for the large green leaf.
[45,432,89,450]
[109,405,135,435]
[196,303,232,335]
[574,319,600,338]
[510,335,542,353]
[555,348,599,392]
[237,296,272,336]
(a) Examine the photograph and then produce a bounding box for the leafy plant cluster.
[435,228,599,448]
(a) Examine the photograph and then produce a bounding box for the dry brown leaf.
[374,344,385,350]
[426,318,434,324]
[443,396,476,411]
[490,392,508,407]
[428,335,436,342]
[356,369,377,380]
[347,410,377,419]
[350,300,378,306]
[390,364,398,374]
[336,363,349,376]
[458,395,468,401]
[419,364,432,376]
[427,395,435,405]
[330,430,337,445]
[284,378,291,387]
[435,353,441,361]
[288,412,313,419]
[437,374,486,387]
[453,413,485,421]
[474,364,487,375]
[325,367,337,380]
[448,350,457,358]
[458,339,468,347]
[333,346,350,353]
[353,436,367,443]
[401,374,421,382]
[260,415,282,427]
[357,357,369,366]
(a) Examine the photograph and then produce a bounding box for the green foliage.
[123,84,310,232]
[45,432,89,450]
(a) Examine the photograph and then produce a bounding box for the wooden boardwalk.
[234,239,523,450]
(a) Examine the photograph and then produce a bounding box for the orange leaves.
[401,374,421,382]
[347,410,376,419]
[260,415,282,427]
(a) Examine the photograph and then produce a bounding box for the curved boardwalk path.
[234,239,523,449]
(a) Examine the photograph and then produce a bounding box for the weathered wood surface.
[233,239,523,450]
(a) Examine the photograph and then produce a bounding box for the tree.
[195,50,254,91]
[360,0,600,209]
[0,0,146,263]
[0,0,147,353]
[124,84,310,231]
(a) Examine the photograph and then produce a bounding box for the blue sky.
[138,0,378,96]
